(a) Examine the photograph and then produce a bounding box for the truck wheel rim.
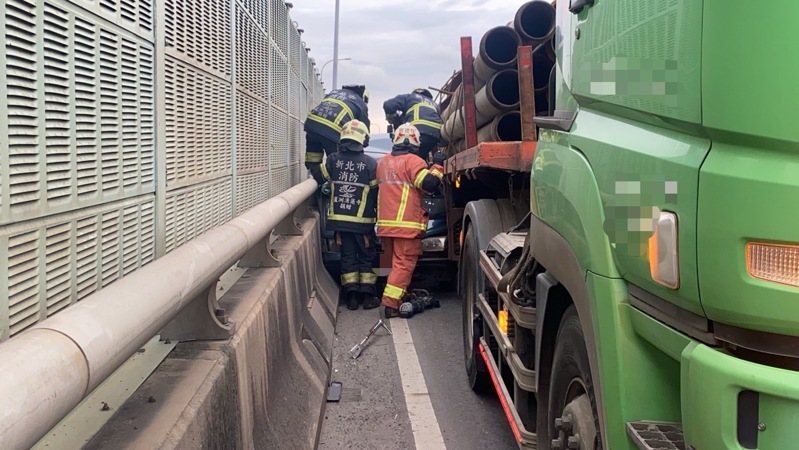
[552,381,597,450]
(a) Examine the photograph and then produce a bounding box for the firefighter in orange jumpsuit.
[376,123,444,318]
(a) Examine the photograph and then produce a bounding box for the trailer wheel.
[548,306,601,450]
[461,227,490,393]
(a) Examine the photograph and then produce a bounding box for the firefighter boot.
[362,295,381,310]
[346,291,361,311]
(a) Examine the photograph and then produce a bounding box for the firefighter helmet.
[392,123,421,149]
[340,119,369,145]
[412,88,433,99]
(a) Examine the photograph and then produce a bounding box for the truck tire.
[548,306,601,450]
[461,227,491,393]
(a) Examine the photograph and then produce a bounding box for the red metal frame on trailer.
[442,40,539,261]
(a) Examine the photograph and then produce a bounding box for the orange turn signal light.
[746,242,799,288]
[648,211,680,289]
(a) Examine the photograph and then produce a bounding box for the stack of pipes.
[438,0,556,154]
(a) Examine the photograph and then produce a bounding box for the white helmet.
[392,123,421,149]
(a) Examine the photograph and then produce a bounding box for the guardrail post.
[240,235,282,268]
[276,213,303,236]
[160,280,234,341]
[241,199,313,267]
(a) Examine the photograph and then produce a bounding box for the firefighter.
[305,84,370,185]
[383,88,443,163]
[317,120,381,310]
[376,123,444,318]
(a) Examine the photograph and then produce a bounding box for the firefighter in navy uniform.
[305,84,370,185]
[317,120,381,310]
[383,88,443,163]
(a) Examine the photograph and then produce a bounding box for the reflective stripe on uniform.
[413,169,430,188]
[307,98,355,132]
[305,152,324,163]
[411,118,443,130]
[408,103,442,130]
[326,98,355,122]
[369,179,380,187]
[383,283,405,300]
[328,213,376,224]
[334,108,350,125]
[396,185,410,221]
[307,114,342,132]
[360,272,378,284]
[320,163,331,181]
[409,102,437,119]
[356,186,371,217]
[341,272,359,285]
[377,219,427,231]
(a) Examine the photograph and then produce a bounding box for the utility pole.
[332,0,340,89]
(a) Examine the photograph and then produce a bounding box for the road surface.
[318,292,517,450]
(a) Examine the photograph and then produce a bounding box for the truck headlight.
[746,242,799,288]
[422,236,446,252]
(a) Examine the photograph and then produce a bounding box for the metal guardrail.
[0,178,318,450]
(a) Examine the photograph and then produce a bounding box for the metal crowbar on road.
[349,319,392,359]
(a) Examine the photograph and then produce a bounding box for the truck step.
[477,293,536,392]
[626,421,686,450]
[479,338,537,449]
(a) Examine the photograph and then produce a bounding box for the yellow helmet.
[392,123,421,148]
[340,119,369,145]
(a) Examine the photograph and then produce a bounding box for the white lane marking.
[390,318,447,450]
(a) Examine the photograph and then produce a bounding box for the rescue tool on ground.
[349,319,392,359]
[397,289,441,319]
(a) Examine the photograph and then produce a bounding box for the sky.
[290,0,551,134]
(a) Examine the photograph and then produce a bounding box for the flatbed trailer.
[441,39,538,263]
[440,37,540,450]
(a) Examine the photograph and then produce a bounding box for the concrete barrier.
[84,213,339,449]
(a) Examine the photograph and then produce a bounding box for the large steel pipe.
[477,111,522,143]
[474,26,521,90]
[442,69,520,145]
[475,69,520,124]
[513,1,556,46]
[442,26,524,121]
[0,179,318,450]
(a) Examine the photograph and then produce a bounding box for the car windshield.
[365,133,392,159]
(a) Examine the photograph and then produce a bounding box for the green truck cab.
[461,1,799,449]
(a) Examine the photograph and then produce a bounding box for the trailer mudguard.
[462,198,519,251]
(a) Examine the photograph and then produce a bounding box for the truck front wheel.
[461,227,490,393]
[548,306,601,450]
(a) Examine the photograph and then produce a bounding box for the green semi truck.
[444,1,799,449]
